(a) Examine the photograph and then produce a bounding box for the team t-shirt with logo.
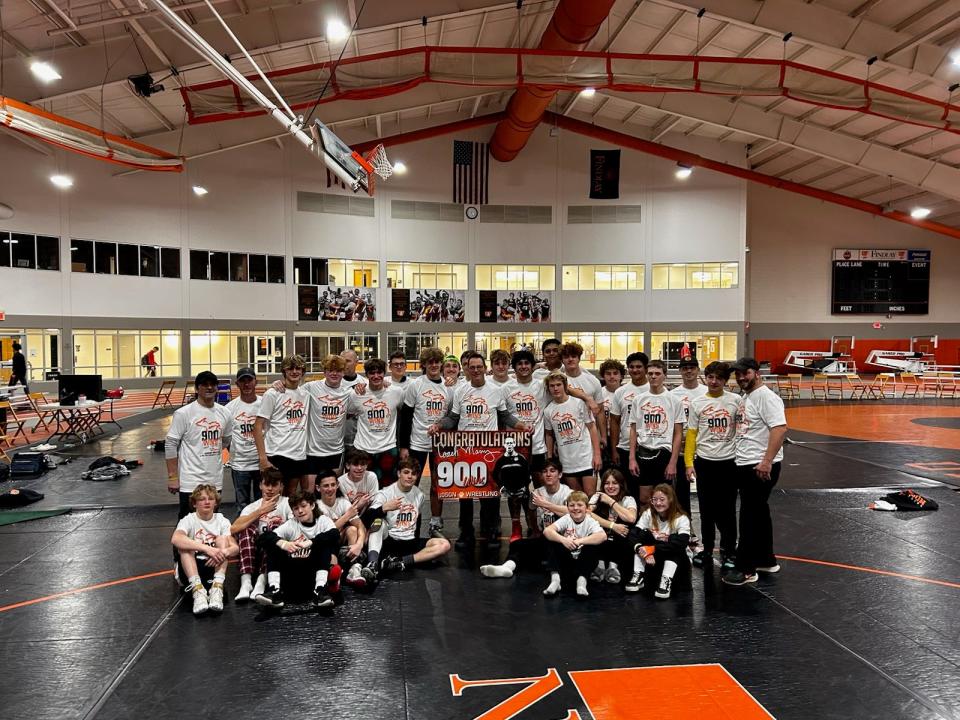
[670,384,709,429]
[609,383,649,450]
[502,378,549,455]
[550,513,603,540]
[735,385,787,466]
[317,495,353,523]
[637,509,692,537]
[687,392,740,461]
[347,385,404,454]
[543,396,595,474]
[629,391,685,451]
[600,386,617,428]
[338,471,379,503]
[302,381,353,457]
[239,495,293,532]
[371,483,424,541]
[451,382,506,431]
[533,484,571,530]
[167,401,233,492]
[175,512,231,558]
[562,369,604,403]
[272,515,337,558]
[257,386,309,460]
[403,375,453,452]
[224,396,261,471]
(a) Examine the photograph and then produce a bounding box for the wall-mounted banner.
[432,430,531,500]
[392,289,466,323]
[589,149,620,199]
[479,291,552,323]
[298,285,377,322]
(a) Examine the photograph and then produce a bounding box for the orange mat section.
[785,405,960,450]
[569,665,773,719]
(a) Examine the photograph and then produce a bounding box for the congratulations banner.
[432,430,531,500]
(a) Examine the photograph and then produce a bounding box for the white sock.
[212,572,225,585]
[480,560,516,578]
[187,574,202,590]
[662,560,678,581]
[596,560,606,572]
[430,516,441,525]
[240,573,252,587]
[608,561,618,572]
[253,573,267,594]
[267,571,281,589]
[576,576,588,596]
[633,555,643,573]
[315,569,328,588]
[544,572,561,594]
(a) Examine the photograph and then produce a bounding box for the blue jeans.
[231,468,261,511]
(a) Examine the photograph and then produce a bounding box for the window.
[249,254,266,283]
[190,331,285,376]
[72,329,181,379]
[267,256,285,284]
[561,332,645,371]
[652,262,739,289]
[190,250,209,280]
[95,242,116,274]
[293,257,312,285]
[230,253,248,282]
[562,265,643,290]
[294,332,380,374]
[118,243,140,276]
[474,332,552,361]
[295,257,378,287]
[140,246,160,277]
[386,262,469,290]
[0,232,48,269]
[475,265,555,291]
[650,331,738,368]
[36,236,59,271]
[161,248,181,279]
[387,332,468,362]
[1,329,60,382]
[71,240,94,272]
[10,233,35,269]
[210,252,229,281]
[68,238,177,277]
[0,232,8,267]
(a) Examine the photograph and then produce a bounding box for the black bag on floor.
[0,487,44,507]
[880,489,938,511]
[0,463,9,482]
[10,452,49,477]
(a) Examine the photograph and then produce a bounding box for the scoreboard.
[831,249,930,315]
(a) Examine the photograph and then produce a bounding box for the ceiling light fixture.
[580,87,596,98]
[675,164,693,180]
[30,60,62,83]
[392,161,408,175]
[192,185,209,196]
[326,18,350,43]
[50,174,73,189]
[910,207,931,219]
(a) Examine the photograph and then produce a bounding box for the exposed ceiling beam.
[599,0,645,52]
[883,8,960,60]
[0,29,32,58]
[0,128,54,156]
[76,94,134,138]
[651,115,682,142]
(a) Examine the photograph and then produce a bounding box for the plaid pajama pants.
[236,526,266,576]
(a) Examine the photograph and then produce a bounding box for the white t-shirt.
[341,375,363,445]
[563,369,604,403]
[735,385,787,466]
[502,378,549,455]
[609,383,649,450]
[257,386,309,460]
[338,471,379,503]
[533,366,563,382]
[590,493,638,517]
[533,484,571,530]
[303,381,353,457]
[601,386,617,425]
[487,375,510,389]
[451,381,506,431]
[670,383,709,429]
[348,385,404,454]
[637,508,692,537]
[629,391,685,451]
[317,495,353,523]
[167,402,233,492]
[403,375,453,452]
[687,392,740,461]
[371,482,424,541]
[224,396,261,471]
[175,512,231,558]
[239,495,293,533]
[551,513,603,540]
[543,396,595,474]
[273,515,337,558]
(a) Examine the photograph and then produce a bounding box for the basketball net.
[362,144,393,196]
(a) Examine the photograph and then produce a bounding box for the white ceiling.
[2,0,960,228]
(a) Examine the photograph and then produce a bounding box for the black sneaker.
[360,563,378,585]
[312,586,334,609]
[692,550,711,568]
[484,532,501,549]
[454,533,475,550]
[380,555,406,574]
[255,586,284,608]
[720,553,736,573]
[722,570,758,586]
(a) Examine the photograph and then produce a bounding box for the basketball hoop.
[362,143,393,196]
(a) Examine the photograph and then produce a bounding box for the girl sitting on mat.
[626,483,691,599]
[542,491,607,598]
[588,468,638,585]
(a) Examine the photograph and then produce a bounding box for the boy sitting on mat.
[542,490,607,598]
[230,468,292,602]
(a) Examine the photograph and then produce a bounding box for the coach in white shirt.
[723,357,788,587]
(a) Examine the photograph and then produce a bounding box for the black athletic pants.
[735,462,781,574]
[262,529,339,588]
[693,457,737,556]
[545,542,600,579]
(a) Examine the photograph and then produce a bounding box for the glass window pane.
[492,265,508,290]
[595,265,612,291]
[475,265,490,290]
[94,242,116,274]
[669,264,686,289]
[652,264,668,289]
[386,262,400,288]
[365,262,379,287]
[9,233,35,269]
[161,248,180,278]
[140,246,159,277]
[702,262,721,289]
[249,254,266,282]
[523,266,538,291]
[293,257,310,285]
[632,265,644,290]
[723,262,739,288]
[453,264,468,290]
[540,265,555,291]
[578,265,595,290]
[190,250,209,280]
[36,235,59,271]
[71,240,94,273]
[327,259,344,286]
[562,266,576,290]
[117,243,139,276]
[0,232,10,267]
[210,252,228,281]
[268,256,285,284]
[311,258,329,286]
[685,263,701,289]
[230,253,248,282]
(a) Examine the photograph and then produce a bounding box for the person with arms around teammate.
[543,372,603,495]
[626,483,691,599]
[224,367,262,512]
[609,352,650,502]
[628,360,684,508]
[254,356,310,495]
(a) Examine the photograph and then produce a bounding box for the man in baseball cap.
[729,357,760,373]
[226,368,261,512]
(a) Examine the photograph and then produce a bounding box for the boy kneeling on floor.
[171,484,240,616]
[363,457,451,583]
[256,490,341,610]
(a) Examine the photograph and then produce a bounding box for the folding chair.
[939,372,957,399]
[867,374,891,399]
[0,401,29,444]
[826,375,844,399]
[810,374,828,400]
[846,374,868,400]
[180,379,196,407]
[152,380,177,409]
[920,373,941,398]
[28,392,57,432]
[775,376,796,399]
[0,432,11,464]
[899,372,920,398]
[787,374,802,398]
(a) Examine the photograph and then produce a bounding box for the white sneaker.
[655,576,673,600]
[192,587,209,615]
[625,572,643,593]
[236,576,253,602]
[605,565,621,584]
[757,564,781,573]
[576,576,589,597]
[208,584,224,612]
[589,562,606,583]
[346,563,363,584]
[251,573,267,601]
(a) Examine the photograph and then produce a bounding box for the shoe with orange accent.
[509,521,523,543]
[327,564,343,593]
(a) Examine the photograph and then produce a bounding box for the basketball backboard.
[311,119,375,194]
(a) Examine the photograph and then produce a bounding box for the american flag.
[326,168,347,190]
[453,140,489,204]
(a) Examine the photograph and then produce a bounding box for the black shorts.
[382,536,428,556]
[176,555,216,586]
[307,453,343,477]
[268,454,310,481]
[564,468,594,479]
[636,447,672,487]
